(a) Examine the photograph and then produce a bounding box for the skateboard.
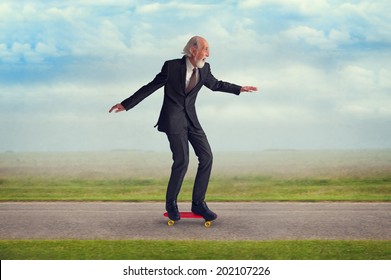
[163,212,214,228]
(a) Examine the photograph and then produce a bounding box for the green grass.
[1,175,390,201]
[1,240,390,260]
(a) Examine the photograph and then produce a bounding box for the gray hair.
[182,36,202,57]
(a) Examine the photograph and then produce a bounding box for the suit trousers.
[165,123,213,205]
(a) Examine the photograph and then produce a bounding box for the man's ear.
[190,46,197,57]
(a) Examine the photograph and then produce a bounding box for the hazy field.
[1,149,390,201]
[2,149,391,179]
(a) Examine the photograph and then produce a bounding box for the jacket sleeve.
[203,64,241,95]
[121,62,169,110]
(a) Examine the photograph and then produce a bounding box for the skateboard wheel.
[167,220,175,226]
[204,221,212,228]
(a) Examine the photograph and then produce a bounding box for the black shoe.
[166,201,180,221]
[191,201,217,221]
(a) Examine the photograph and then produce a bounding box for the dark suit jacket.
[121,56,242,134]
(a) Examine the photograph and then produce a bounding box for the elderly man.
[109,36,257,222]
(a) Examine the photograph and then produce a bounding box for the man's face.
[191,39,209,68]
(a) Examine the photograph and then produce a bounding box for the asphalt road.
[0,202,390,240]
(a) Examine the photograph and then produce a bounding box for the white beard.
[196,59,206,68]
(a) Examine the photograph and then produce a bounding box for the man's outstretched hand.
[240,86,258,92]
[109,103,125,113]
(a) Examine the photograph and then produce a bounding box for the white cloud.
[339,65,375,92]
[282,26,327,46]
[378,68,391,89]
[136,1,214,15]
[35,42,59,57]
[329,29,351,45]
[0,44,15,63]
[280,25,352,50]
[239,0,330,15]
[136,2,162,13]
[46,6,84,20]
[11,42,42,63]
[0,3,13,19]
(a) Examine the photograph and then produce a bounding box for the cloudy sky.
[1,0,390,152]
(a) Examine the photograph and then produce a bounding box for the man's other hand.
[109,104,125,113]
[240,86,258,92]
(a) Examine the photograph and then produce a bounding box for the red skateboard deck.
[164,212,202,219]
[163,212,213,227]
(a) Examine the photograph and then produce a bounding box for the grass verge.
[1,240,390,260]
[1,176,391,201]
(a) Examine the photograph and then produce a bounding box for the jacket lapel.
[197,66,203,87]
[180,56,187,94]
